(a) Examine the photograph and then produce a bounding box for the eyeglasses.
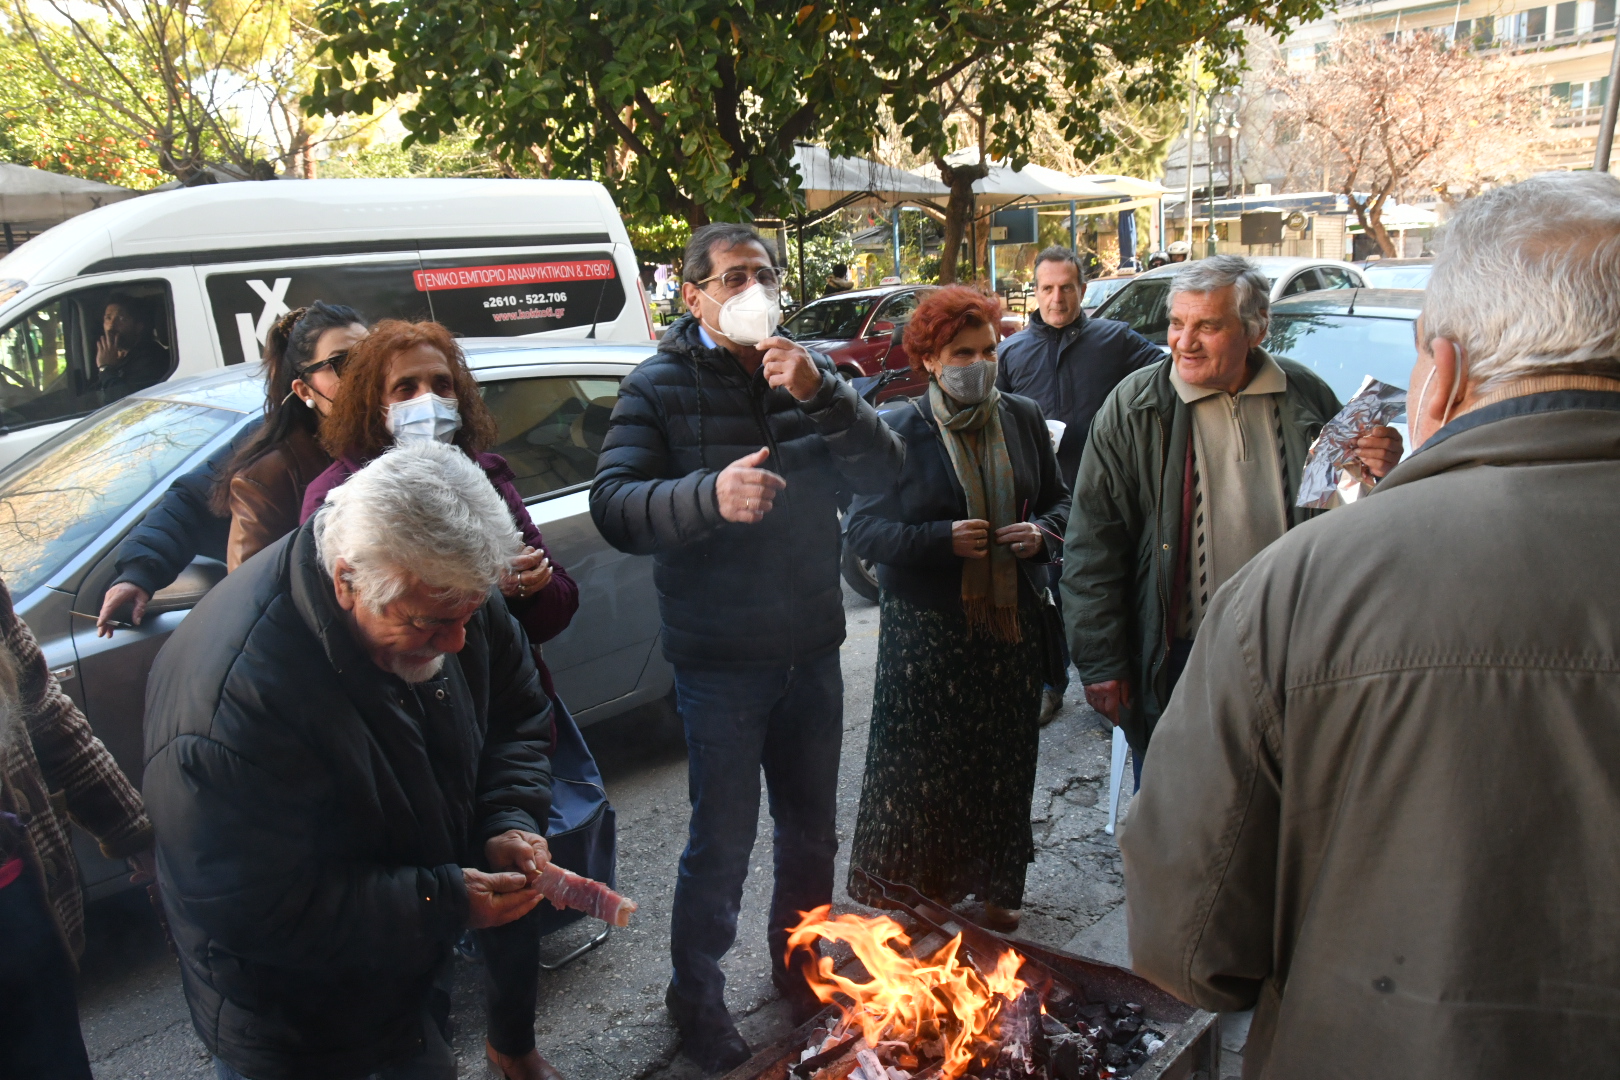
[692,266,788,292]
[297,349,350,379]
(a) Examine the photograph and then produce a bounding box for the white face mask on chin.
[387,393,462,445]
[705,281,781,347]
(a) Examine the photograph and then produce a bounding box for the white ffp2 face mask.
[387,393,462,445]
[707,282,781,346]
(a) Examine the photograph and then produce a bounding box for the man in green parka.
[1060,256,1402,776]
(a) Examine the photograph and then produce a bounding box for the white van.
[0,178,653,468]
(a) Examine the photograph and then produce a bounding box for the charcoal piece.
[1041,1014,1070,1038]
[1101,1043,1128,1067]
[1111,1016,1143,1043]
[1077,1004,1109,1024]
[1124,1003,1144,1017]
[1047,1032,1102,1080]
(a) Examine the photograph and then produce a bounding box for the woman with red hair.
[843,286,1069,930]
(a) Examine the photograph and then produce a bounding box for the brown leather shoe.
[486,1042,566,1080]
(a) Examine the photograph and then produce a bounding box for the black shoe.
[665,983,752,1074]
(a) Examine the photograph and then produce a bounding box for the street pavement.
[76,584,1192,1080]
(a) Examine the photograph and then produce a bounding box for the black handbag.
[1037,585,1068,688]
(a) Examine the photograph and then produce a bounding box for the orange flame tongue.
[786,907,1027,1079]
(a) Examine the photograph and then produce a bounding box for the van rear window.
[206,251,627,364]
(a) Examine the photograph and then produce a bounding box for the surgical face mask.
[937,360,997,404]
[386,393,461,445]
[705,281,781,346]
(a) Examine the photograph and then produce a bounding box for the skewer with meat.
[536,863,637,927]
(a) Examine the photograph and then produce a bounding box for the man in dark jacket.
[996,246,1162,720]
[1123,170,1620,1079]
[1061,256,1400,777]
[144,442,558,1080]
[590,223,904,1072]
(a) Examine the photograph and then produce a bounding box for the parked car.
[0,338,670,900]
[1262,287,1423,402]
[0,178,653,471]
[1081,274,1135,316]
[1090,257,1368,349]
[1358,258,1434,290]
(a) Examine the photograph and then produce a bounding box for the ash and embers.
[785,909,1166,1080]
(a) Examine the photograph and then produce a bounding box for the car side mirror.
[867,320,896,340]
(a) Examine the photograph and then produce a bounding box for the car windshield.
[1265,314,1418,402]
[1096,279,1173,343]
[1083,279,1130,308]
[783,296,877,340]
[0,398,237,597]
[1361,264,1433,289]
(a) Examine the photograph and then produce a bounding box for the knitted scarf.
[928,380,1021,642]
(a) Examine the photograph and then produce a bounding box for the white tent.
[0,163,140,234]
[790,144,949,212]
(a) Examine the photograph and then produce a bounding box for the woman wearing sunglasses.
[209,302,368,570]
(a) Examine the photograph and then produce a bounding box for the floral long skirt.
[847,590,1044,911]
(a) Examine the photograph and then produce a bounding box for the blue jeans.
[669,651,843,1010]
[0,863,92,1080]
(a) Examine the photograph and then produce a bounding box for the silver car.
[1091,256,1368,349]
[0,339,670,899]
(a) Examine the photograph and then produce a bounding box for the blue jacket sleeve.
[112,418,261,594]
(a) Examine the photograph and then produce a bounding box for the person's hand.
[759,337,823,401]
[128,848,156,886]
[95,330,124,371]
[500,546,553,600]
[716,447,787,524]
[1354,425,1404,479]
[952,519,991,559]
[1084,679,1133,724]
[995,522,1044,559]
[485,829,551,882]
[464,867,546,929]
[97,582,149,637]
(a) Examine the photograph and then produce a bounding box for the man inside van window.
[95,295,170,401]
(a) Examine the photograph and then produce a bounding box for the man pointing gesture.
[591,224,903,1073]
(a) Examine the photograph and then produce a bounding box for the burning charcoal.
[1046,1032,1097,1080]
[1040,1014,1069,1039]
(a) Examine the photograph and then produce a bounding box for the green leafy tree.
[307,0,1325,280]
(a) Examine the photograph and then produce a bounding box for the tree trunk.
[935,155,988,284]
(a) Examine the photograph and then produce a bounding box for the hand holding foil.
[1297,377,1407,509]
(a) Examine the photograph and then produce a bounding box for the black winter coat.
[995,310,1162,489]
[142,522,554,1080]
[590,316,904,667]
[844,391,1069,613]
[112,417,262,594]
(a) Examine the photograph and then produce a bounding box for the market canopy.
[914,149,1164,211]
[0,163,140,231]
[790,144,949,213]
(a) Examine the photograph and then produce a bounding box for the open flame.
[787,906,1028,1079]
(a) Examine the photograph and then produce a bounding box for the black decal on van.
[206,262,430,365]
[418,253,625,338]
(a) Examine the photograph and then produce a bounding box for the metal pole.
[796,218,807,303]
[1068,200,1078,251]
[892,209,903,279]
[989,242,998,293]
[1207,105,1217,257]
[1182,59,1198,254]
[1595,35,1620,171]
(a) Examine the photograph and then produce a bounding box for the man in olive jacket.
[1060,256,1400,769]
[1123,172,1620,1076]
[145,444,556,1080]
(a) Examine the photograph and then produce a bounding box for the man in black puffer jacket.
[144,443,557,1080]
[591,223,903,1073]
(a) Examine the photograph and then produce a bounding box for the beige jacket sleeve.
[1119,561,1283,1013]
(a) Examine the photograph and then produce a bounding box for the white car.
[1090,257,1368,349]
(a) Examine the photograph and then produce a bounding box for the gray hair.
[312,441,519,613]
[1034,245,1086,282]
[1425,172,1620,391]
[683,222,768,283]
[1167,255,1271,339]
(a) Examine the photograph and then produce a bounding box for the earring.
[303,397,315,409]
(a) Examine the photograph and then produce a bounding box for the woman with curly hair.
[843,286,1069,932]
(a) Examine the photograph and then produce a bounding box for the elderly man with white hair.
[144,441,556,1080]
[1061,254,1402,780]
[1122,172,1620,1073]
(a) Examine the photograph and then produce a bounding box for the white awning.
[0,163,140,228]
[790,144,950,212]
